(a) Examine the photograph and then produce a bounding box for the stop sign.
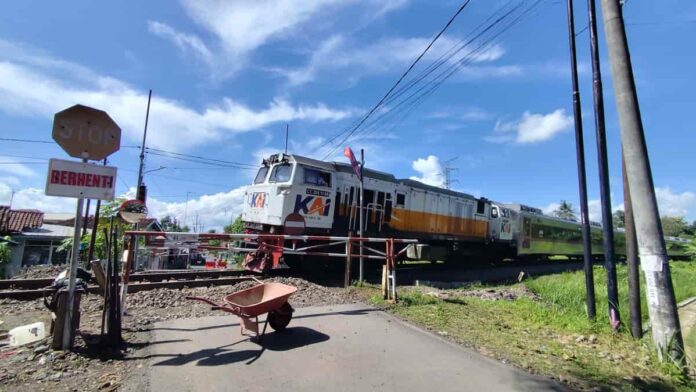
[52,104,121,161]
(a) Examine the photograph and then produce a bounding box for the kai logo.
[250,192,267,208]
[294,195,331,216]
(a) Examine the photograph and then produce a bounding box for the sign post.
[49,104,121,350]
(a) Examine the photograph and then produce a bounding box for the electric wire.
[317,0,474,159]
[320,0,546,159]
[329,0,546,148]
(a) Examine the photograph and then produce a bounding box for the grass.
[688,327,696,358]
[362,260,696,391]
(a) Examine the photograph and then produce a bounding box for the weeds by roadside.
[360,261,696,391]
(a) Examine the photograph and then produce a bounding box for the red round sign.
[284,213,306,235]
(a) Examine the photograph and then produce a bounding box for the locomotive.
[241,153,690,266]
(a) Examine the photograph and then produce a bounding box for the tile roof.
[0,206,44,234]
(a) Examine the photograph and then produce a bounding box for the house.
[0,206,90,278]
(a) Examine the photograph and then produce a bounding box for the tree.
[0,236,12,278]
[161,215,187,232]
[224,216,245,234]
[683,220,696,237]
[613,209,625,228]
[660,216,688,237]
[553,200,577,221]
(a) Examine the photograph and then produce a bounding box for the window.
[303,167,331,187]
[253,166,269,184]
[491,207,498,218]
[269,163,293,183]
[476,199,486,214]
[396,193,406,206]
[349,187,355,206]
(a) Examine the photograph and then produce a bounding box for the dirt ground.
[0,274,362,392]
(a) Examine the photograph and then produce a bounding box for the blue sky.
[0,0,694,231]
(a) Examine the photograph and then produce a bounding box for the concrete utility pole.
[622,153,642,338]
[566,0,596,319]
[587,0,620,330]
[599,0,684,364]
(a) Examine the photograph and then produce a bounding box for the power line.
[0,154,50,161]
[346,0,545,144]
[145,147,256,169]
[0,161,47,165]
[319,0,474,159]
[0,137,54,144]
[146,151,255,170]
[319,0,546,157]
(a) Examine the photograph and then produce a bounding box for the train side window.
[396,193,406,206]
[385,199,392,222]
[349,187,355,206]
[476,199,486,214]
[303,167,331,187]
[377,191,385,206]
[491,207,498,218]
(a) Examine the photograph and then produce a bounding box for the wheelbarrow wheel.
[268,303,293,331]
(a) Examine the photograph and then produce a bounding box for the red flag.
[343,147,361,180]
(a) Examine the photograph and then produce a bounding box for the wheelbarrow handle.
[185,296,221,307]
[186,296,248,316]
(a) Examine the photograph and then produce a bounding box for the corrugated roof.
[0,206,44,234]
[15,223,81,238]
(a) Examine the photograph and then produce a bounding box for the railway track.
[0,269,272,300]
[0,259,594,301]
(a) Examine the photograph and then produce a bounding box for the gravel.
[0,275,363,391]
[10,265,67,280]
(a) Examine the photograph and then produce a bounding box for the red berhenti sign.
[45,158,117,200]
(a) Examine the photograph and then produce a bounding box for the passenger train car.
[241,153,690,264]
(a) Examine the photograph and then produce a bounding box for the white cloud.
[542,202,560,216]
[147,21,213,65]
[0,180,247,232]
[0,162,38,178]
[0,184,76,212]
[0,176,22,188]
[544,187,695,224]
[655,187,695,217]
[144,187,248,231]
[488,109,573,144]
[277,35,507,86]
[151,0,409,79]
[0,39,353,152]
[409,155,444,188]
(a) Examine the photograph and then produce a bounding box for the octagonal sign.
[52,104,122,161]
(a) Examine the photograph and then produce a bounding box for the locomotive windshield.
[254,166,269,184]
[269,163,293,183]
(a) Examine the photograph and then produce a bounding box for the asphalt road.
[136,304,567,392]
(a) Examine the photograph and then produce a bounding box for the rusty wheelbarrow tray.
[186,281,297,340]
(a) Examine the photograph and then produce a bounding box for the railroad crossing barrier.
[123,231,417,302]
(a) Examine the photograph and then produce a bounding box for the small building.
[0,206,89,278]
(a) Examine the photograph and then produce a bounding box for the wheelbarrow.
[186,280,297,341]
